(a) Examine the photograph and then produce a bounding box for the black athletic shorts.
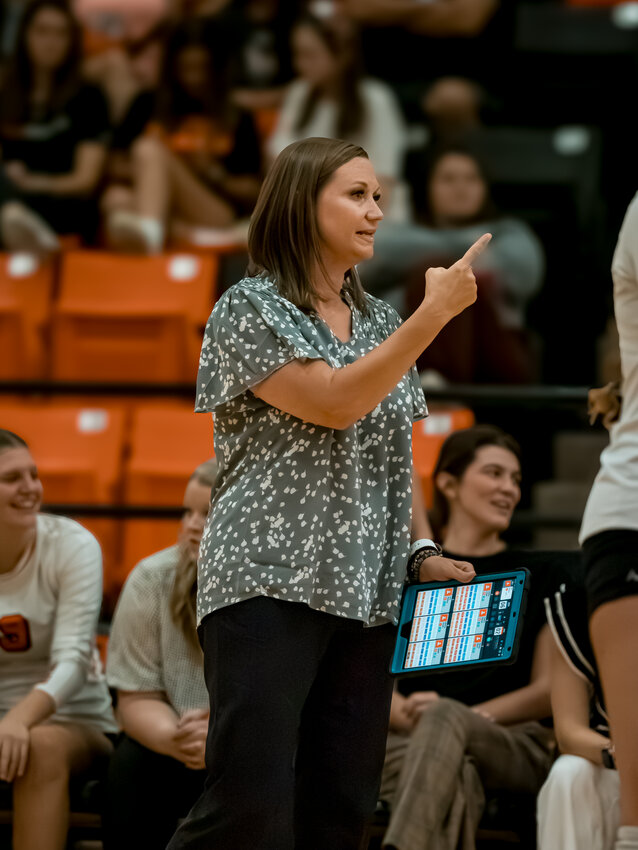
[583,529,638,617]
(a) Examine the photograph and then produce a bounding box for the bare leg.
[130,136,172,223]
[590,597,638,825]
[132,137,235,227]
[12,722,112,850]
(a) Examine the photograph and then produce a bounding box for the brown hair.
[429,425,522,540]
[247,136,370,314]
[0,430,29,452]
[169,458,218,652]
[0,0,83,128]
[292,13,365,140]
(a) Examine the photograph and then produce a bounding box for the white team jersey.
[581,193,638,543]
[0,514,116,732]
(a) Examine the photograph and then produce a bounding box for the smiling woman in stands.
[380,425,580,850]
[0,428,116,850]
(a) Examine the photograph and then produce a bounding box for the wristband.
[409,538,439,559]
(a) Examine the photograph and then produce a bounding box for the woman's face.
[179,478,211,560]
[316,156,383,272]
[0,447,43,531]
[25,7,72,72]
[292,24,339,88]
[428,153,488,226]
[444,445,522,534]
[175,45,211,97]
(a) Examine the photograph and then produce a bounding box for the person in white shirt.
[103,459,216,850]
[580,192,638,850]
[0,428,116,850]
[267,10,409,221]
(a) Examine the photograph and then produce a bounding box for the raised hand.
[422,233,492,323]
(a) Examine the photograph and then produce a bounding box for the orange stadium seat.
[0,402,128,599]
[115,404,214,597]
[412,407,475,507]
[0,402,126,502]
[0,253,55,379]
[124,404,214,504]
[51,251,218,383]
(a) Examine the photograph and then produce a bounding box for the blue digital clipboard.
[391,569,530,676]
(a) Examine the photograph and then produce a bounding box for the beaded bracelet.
[406,543,443,584]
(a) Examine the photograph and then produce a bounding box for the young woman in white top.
[103,459,217,850]
[0,428,116,850]
[580,192,638,850]
[267,11,408,220]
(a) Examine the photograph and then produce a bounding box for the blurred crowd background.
[0,0,634,386]
[0,0,634,611]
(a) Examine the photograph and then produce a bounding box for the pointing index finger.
[457,232,492,268]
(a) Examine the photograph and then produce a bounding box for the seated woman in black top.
[0,0,110,253]
[381,425,581,850]
[103,24,262,254]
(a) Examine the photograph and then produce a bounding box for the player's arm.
[550,641,610,765]
[471,625,553,725]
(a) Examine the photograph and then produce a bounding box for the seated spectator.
[537,582,620,850]
[0,0,110,253]
[359,144,544,382]
[0,429,116,850]
[103,25,262,252]
[103,459,217,850]
[267,10,409,220]
[381,425,581,850]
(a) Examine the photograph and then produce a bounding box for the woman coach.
[168,137,490,850]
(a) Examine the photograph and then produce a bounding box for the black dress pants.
[102,733,206,850]
[167,596,396,850]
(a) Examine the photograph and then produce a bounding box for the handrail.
[0,380,590,408]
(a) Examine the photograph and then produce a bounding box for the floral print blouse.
[195,275,427,627]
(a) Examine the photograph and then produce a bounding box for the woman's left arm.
[13,141,108,196]
[472,624,553,725]
[411,467,432,541]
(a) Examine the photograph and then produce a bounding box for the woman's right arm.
[116,691,180,756]
[117,692,207,769]
[550,641,610,766]
[252,234,490,429]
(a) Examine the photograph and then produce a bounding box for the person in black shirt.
[380,425,581,850]
[103,24,262,254]
[0,0,110,252]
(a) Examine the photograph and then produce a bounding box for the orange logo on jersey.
[0,615,31,652]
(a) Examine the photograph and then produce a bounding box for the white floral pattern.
[195,275,428,626]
